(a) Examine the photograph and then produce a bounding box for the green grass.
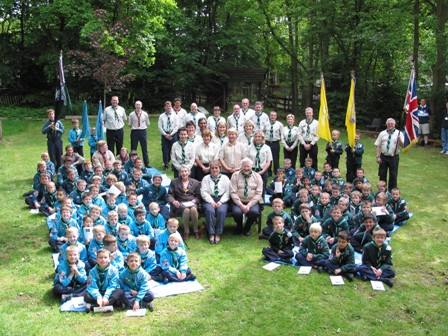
[0,117,447,336]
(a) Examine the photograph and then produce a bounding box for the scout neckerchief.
[234,114,240,132]
[256,112,262,130]
[166,111,172,133]
[98,265,109,289]
[135,110,142,127]
[214,117,220,127]
[148,212,163,229]
[188,136,195,143]
[242,171,253,199]
[269,121,275,140]
[68,260,79,287]
[373,241,383,267]
[191,112,197,124]
[211,174,221,197]
[136,220,145,235]
[168,246,179,269]
[179,141,186,163]
[219,135,226,146]
[275,231,285,250]
[245,132,253,145]
[128,267,140,290]
[118,237,128,249]
[101,151,109,166]
[106,222,118,236]
[113,106,119,121]
[254,144,263,171]
[337,246,347,265]
[242,109,248,115]
[386,129,395,152]
[287,125,293,142]
[311,235,325,254]
[306,119,314,137]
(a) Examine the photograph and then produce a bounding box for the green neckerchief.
[98,265,110,288]
[245,133,253,144]
[179,141,187,163]
[287,125,292,142]
[386,129,395,152]
[242,172,253,199]
[211,174,222,197]
[168,246,179,269]
[255,144,263,170]
[306,119,314,137]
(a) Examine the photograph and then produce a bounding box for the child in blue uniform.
[259,198,293,239]
[160,233,196,283]
[262,216,294,263]
[87,225,106,268]
[39,181,57,217]
[313,192,332,222]
[146,202,166,236]
[53,245,87,297]
[58,227,88,265]
[68,118,84,156]
[321,205,350,248]
[302,158,316,180]
[41,152,56,176]
[358,227,395,287]
[49,206,79,253]
[350,214,379,253]
[105,210,120,237]
[84,249,123,310]
[90,205,107,227]
[295,223,330,268]
[119,252,155,311]
[317,230,355,281]
[104,234,124,271]
[130,208,155,248]
[111,160,128,182]
[291,203,319,245]
[117,224,137,262]
[389,188,410,225]
[344,132,364,182]
[79,215,94,247]
[155,218,185,262]
[136,235,163,282]
[69,179,87,206]
[88,128,98,160]
[102,194,118,218]
[325,130,343,169]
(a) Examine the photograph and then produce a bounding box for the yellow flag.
[317,75,332,142]
[345,72,356,148]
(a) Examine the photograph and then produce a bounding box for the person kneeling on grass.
[119,252,155,311]
[160,233,196,283]
[357,227,395,287]
[262,216,294,263]
[84,248,123,311]
[316,230,355,281]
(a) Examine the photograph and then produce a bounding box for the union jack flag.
[402,68,419,153]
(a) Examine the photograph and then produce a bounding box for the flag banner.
[402,68,419,153]
[317,74,332,142]
[80,100,90,140]
[54,51,72,121]
[96,101,105,141]
[345,72,356,148]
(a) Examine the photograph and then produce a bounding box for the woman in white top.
[237,119,255,151]
[212,120,228,147]
[219,128,246,179]
[281,114,300,168]
[207,106,226,133]
[246,130,272,197]
[195,129,220,181]
[200,161,230,244]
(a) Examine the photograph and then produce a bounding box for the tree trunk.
[413,0,420,78]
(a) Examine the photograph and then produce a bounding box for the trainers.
[441,150,446,154]
[185,273,196,281]
[346,273,354,282]
[164,166,168,171]
[85,303,93,313]
[360,274,368,281]
[445,152,448,155]
[258,233,268,240]
[145,302,154,312]
[383,278,394,287]
[163,277,169,284]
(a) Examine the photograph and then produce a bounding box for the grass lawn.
[0,116,447,336]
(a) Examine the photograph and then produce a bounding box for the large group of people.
[26,95,431,312]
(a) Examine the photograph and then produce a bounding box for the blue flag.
[96,101,104,141]
[80,100,90,140]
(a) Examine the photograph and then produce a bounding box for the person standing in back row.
[103,96,127,155]
[298,107,319,170]
[375,118,404,191]
[128,100,150,168]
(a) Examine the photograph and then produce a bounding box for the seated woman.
[195,129,220,181]
[167,165,202,240]
[200,161,231,244]
[230,158,263,236]
[237,119,255,151]
[219,128,246,179]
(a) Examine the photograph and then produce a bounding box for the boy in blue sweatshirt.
[136,235,163,282]
[84,249,123,310]
[53,245,87,297]
[87,225,106,268]
[68,118,84,156]
[155,218,185,262]
[49,206,79,253]
[130,208,155,248]
[146,202,166,236]
[88,127,97,160]
[58,227,88,265]
[119,252,155,311]
[160,233,196,283]
[104,234,124,272]
[117,224,137,262]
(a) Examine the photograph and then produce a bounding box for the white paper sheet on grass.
[150,280,204,298]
